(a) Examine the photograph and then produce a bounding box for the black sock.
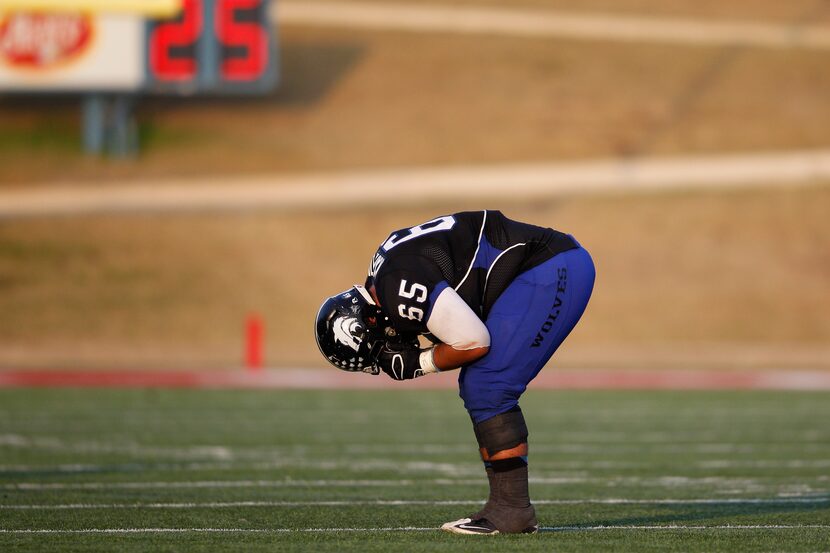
[481,456,536,532]
[472,464,496,519]
[489,457,531,509]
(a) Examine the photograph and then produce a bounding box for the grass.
[0,123,79,153]
[0,388,828,551]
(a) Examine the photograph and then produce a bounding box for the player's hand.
[375,341,425,381]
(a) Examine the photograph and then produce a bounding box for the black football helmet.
[315,285,387,374]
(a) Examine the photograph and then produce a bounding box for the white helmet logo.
[332,316,363,351]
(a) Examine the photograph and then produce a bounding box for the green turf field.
[0,388,828,551]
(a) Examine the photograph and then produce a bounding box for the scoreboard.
[0,0,278,154]
[0,0,279,95]
[147,0,277,94]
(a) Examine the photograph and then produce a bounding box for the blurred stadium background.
[1,1,830,549]
[0,0,827,375]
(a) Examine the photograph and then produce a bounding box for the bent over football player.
[315,210,595,535]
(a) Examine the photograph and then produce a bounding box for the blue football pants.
[458,246,596,424]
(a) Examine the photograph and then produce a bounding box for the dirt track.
[278,1,830,49]
[2,149,828,218]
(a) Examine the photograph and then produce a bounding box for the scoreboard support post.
[110,95,138,158]
[81,95,105,156]
[82,94,139,157]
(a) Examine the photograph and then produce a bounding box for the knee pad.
[473,406,528,458]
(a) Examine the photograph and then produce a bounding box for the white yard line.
[0,435,235,460]
[1,498,828,510]
[544,525,830,530]
[0,528,429,534]
[2,457,830,477]
[6,433,827,461]
[2,149,829,219]
[1,479,476,490]
[276,1,830,50]
[4,476,826,491]
[1,525,828,534]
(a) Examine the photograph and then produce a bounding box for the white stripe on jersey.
[454,210,487,293]
[483,242,526,300]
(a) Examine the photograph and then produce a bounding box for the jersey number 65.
[398,280,427,321]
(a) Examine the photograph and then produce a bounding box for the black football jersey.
[366,210,578,333]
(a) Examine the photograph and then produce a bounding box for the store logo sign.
[0,12,93,69]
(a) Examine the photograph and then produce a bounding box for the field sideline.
[1,388,828,552]
[2,368,830,390]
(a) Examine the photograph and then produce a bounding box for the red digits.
[217,0,268,81]
[149,0,202,81]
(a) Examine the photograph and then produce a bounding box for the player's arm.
[432,342,489,372]
[370,282,489,380]
[424,286,490,372]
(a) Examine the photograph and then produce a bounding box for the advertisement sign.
[0,11,144,90]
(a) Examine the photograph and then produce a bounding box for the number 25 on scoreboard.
[148,0,276,89]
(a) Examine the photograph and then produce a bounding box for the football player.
[315,210,595,535]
